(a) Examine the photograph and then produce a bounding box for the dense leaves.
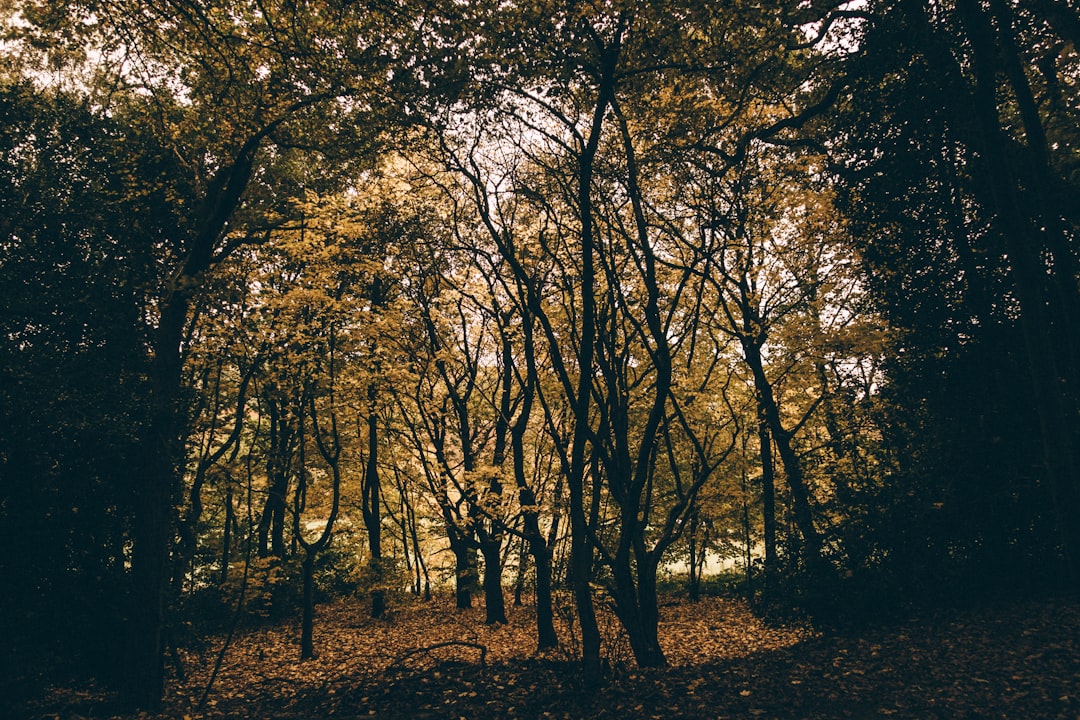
[0,82,190,695]
[831,0,1080,598]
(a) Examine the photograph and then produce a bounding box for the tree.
[7,0,436,705]
[833,0,1080,596]
[297,356,343,660]
[0,80,173,693]
[431,0,858,669]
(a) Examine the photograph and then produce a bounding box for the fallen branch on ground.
[389,641,488,671]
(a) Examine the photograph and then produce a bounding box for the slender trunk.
[396,499,413,595]
[565,33,622,687]
[479,313,515,626]
[364,393,385,619]
[741,467,753,597]
[176,360,248,595]
[300,551,316,660]
[298,356,344,659]
[687,509,700,601]
[174,466,204,597]
[600,90,677,671]
[513,539,527,607]
[514,296,558,648]
[758,409,777,590]
[255,402,276,558]
[220,483,235,585]
[406,489,429,600]
[518,480,558,649]
[257,397,291,559]
[270,474,287,557]
[514,464,558,645]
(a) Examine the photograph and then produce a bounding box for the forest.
[1,0,1078,718]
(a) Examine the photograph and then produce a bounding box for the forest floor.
[14,592,1080,720]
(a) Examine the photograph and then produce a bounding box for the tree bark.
[257,394,292,559]
[742,336,827,580]
[120,261,191,709]
[363,388,385,619]
[688,508,701,601]
[452,537,479,609]
[479,534,507,624]
[300,551,317,659]
[758,408,778,591]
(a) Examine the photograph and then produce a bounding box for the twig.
[388,641,488,671]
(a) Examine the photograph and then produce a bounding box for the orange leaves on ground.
[19,595,1080,720]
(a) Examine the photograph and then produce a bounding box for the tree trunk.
[634,562,666,667]
[257,396,291,559]
[758,409,778,591]
[119,132,259,711]
[451,537,478,609]
[531,535,558,650]
[120,293,185,711]
[220,483,235,585]
[298,363,344,660]
[610,549,666,667]
[568,493,601,683]
[687,509,700,602]
[364,395,385,619]
[300,550,316,660]
[480,533,507,624]
[406,488,430,600]
[513,539,527,607]
[740,467,754,597]
[564,34,620,688]
[512,424,558,645]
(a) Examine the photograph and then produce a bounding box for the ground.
[13,593,1080,719]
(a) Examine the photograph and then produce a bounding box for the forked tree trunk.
[607,530,667,667]
[743,336,828,581]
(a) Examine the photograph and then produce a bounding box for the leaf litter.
[15,594,1080,719]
